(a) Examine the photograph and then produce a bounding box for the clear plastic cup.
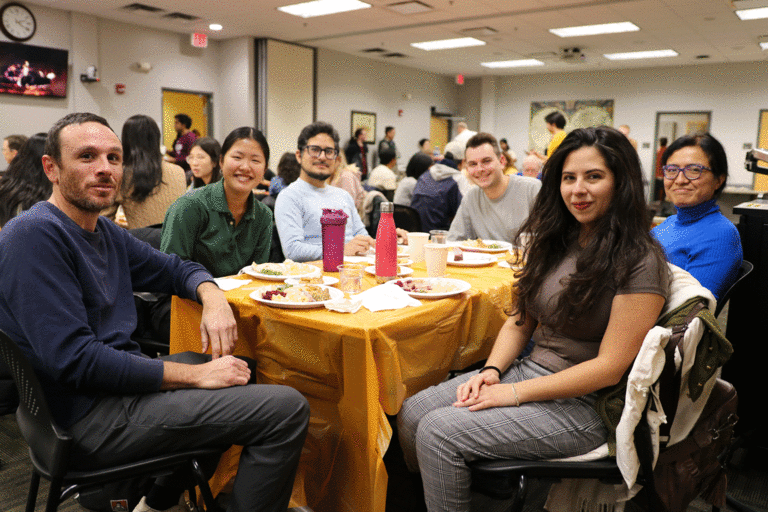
[337,264,364,294]
[429,230,449,244]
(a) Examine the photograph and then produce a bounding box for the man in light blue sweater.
[275,121,375,262]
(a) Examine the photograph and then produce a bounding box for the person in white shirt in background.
[367,148,398,200]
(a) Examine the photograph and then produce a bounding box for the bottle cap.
[321,208,348,225]
[380,202,394,213]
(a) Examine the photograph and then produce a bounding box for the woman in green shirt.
[161,127,273,277]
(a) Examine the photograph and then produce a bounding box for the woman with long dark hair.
[161,126,273,277]
[187,136,222,190]
[105,115,186,229]
[0,133,49,227]
[398,126,669,512]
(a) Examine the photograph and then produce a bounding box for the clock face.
[2,3,36,42]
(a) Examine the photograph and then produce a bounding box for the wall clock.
[1,3,36,42]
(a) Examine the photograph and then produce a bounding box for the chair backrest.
[392,204,422,233]
[0,330,73,478]
[715,259,753,317]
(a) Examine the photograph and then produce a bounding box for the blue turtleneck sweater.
[652,199,742,301]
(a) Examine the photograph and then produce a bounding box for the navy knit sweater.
[0,202,212,428]
[652,199,742,301]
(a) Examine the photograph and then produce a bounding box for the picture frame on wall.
[351,111,376,144]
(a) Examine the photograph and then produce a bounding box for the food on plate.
[463,238,504,250]
[393,278,460,294]
[251,259,317,276]
[452,247,464,262]
[297,276,324,284]
[260,284,331,303]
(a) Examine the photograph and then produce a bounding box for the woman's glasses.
[662,164,711,181]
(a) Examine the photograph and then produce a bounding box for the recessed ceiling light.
[481,59,544,68]
[209,23,223,30]
[550,22,639,38]
[278,0,371,18]
[735,7,768,20]
[411,37,485,51]
[761,42,768,49]
[603,49,678,60]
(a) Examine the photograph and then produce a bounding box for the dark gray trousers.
[68,352,309,512]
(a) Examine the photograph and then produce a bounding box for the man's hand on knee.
[161,356,250,390]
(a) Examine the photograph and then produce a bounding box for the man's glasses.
[304,145,338,159]
[662,164,711,181]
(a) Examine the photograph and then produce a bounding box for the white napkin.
[214,277,250,291]
[324,295,364,313]
[356,284,421,312]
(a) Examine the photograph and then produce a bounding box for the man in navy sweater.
[0,113,309,512]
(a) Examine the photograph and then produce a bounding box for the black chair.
[393,204,422,233]
[0,329,222,512]
[714,260,753,317]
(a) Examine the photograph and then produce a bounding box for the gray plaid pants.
[397,359,608,512]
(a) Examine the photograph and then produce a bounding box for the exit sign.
[191,33,208,48]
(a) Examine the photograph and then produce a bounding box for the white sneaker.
[132,496,190,512]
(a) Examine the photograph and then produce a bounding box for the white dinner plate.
[285,276,340,286]
[388,278,471,299]
[447,252,497,267]
[240,263,321,281]
[458,240,513,253]
[249,284,343,309]
[365,265,414,277]
[367,245,409,256]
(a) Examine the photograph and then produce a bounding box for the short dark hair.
[353,127,366,139]
[385,126,394,136]
[544,111,566,129]
[277,151,301,186]
[499,138,508,145]
[659,137,668,146]
[4,134,28,152]
[220,127,270,168]
[379,149,396,166]
[174,113,192,129]
[299,121,340,152]
[418,138,429,148]
[44,112,113,165]
[465,132,501,156]
[190,137,222,189]
[662,132,728,199]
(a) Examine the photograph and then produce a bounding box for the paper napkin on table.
[325,295,364,313]
[214,277,250,291]
[356,284,421,312]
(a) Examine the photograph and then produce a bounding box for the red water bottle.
[321,208,348,272]
[375,202,397,282]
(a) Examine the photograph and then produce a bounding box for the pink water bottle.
[321,208,348,272]
[375,202,397,282]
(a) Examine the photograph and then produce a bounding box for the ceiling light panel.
[481,59,544,68]
[550,22,639,38]
[735,7,768,20]
[603,49,678,60]
[278,0,371,19]
[411,37,486,51]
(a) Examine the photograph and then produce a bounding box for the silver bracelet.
[510,382,521,407]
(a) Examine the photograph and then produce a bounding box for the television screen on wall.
[0,42,68,98]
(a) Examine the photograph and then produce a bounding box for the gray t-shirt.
[528,246,669,373]
[447,175,541,242]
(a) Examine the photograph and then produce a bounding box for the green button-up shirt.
[161,180,272,277]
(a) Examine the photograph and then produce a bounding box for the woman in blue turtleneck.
[652,133,742,301]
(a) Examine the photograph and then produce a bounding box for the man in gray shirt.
[448,133,540,242]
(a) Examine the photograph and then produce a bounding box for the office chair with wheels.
[714,260,753,317]
[0,329,223,512]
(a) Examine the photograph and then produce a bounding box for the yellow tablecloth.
[170,259,518,512]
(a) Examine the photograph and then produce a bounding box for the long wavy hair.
[121,115,164,203]
[0,133,50,226]
[512,126,665,328]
